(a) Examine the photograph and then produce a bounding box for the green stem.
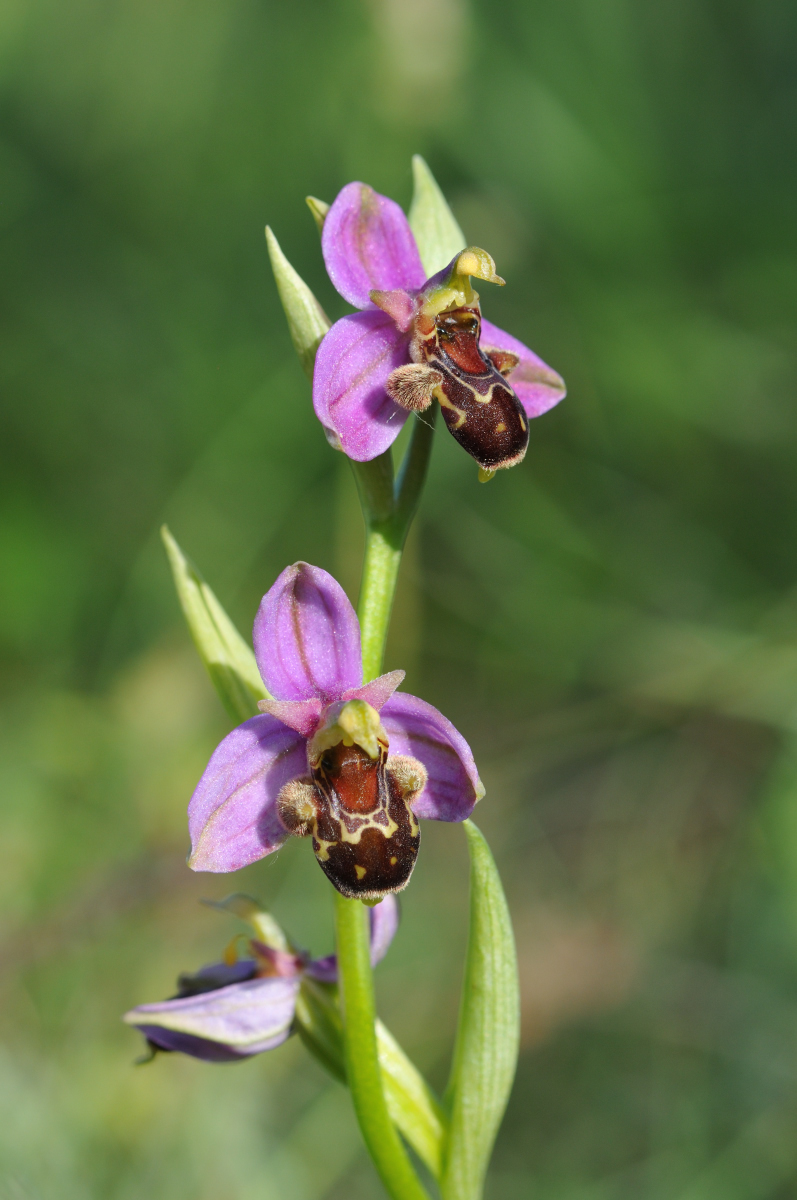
[353,409,438,683]
[334,411,438,1200]
[334,894,432,1200]
[358,528,403,684]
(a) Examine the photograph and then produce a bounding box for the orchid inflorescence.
[127,157,565,1200]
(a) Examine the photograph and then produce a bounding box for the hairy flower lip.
[312,181,566,463]
[187,563,483,876]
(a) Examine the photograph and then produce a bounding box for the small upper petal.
[253,563,363,702]
[322,182,426,310]
[306,894,400,983]
[342,669,405,711]
[480,318,566,419]
[313,310,411,461]
[124,974,299,1061]
[257,696,323,737]
[381,692,484,822]
[188,715,307,872]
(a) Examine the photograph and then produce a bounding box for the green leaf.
[377,1019,446,1182]
[441,820,521,1200]
[408,155,467,277]
[294,979,447,1180]
[161,525,267,723]
[265,225,331,379]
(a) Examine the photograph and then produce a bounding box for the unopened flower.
[188,562,483,899]
[124,894,398,1061]
[312,182,566,478]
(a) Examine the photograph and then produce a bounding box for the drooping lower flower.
[312,182,566,478]
[124,893,398,1061]
[188,562,483,899]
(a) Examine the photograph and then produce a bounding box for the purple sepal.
[313,310,410,461]
[342,669,405,711]
[322,182,426,310]
[253,563,363,702]
[188,715,306,872]
[305,894,400,983]
[135,1027,270,1062]
[480,319,566,419]
[124,975,300,1061]
[381,692,484,822]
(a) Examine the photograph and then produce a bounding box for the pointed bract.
[265,226,331,380]
[408,155,467,277]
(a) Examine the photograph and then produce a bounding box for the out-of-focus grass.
[2,0,797,1196]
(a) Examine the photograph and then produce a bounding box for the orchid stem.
[334,894,432,1200]
[334,410,438,1200]
[354,408,437,682]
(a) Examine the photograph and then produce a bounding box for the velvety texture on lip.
[187,562,482,876]
[311,179,566,462]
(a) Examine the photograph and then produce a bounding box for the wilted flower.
[312,182,565,478]
[188,562,483,899]
[124,893,399,1062]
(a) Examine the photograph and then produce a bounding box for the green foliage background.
[2,0,797,1195]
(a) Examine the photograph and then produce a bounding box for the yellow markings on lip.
[338,810,399,844]
[434,385,467,429]
[390,856,397,866]
[519,415,527,431]
[313,834,333,862]
[496,421,506,433]
[355,865,367,880]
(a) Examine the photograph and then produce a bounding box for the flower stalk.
[353,407,437,682]
[335,893,432,1200]
[333,407,440,1200]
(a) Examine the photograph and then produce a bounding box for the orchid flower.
[124,894,399,1062]
[188,561,483,899]
[312,182,566,478]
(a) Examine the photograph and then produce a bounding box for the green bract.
[161,525,267,722]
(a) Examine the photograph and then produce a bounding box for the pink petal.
[313,310,411,461]
[253,563,363,702]
[380,692,484,822]
[188,715,307,872]
[480,318,566,419]
[322,182,426,310]
[257,697,323,737]
[124,974,299,1061]
[342,669,406,711]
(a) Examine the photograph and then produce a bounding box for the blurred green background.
[2,0,797,1195]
